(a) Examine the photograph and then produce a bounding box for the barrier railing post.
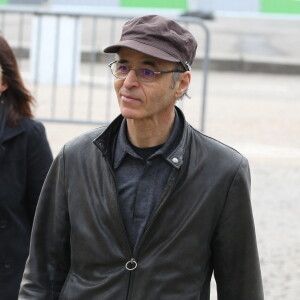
[0,7,210,131]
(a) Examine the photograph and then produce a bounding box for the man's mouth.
[121,94,140,103]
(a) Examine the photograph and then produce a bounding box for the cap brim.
[103,40,180,63]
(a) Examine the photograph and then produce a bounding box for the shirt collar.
[114,119,140,169]
[113,109,184,169]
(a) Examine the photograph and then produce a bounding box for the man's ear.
[175,71,191,99]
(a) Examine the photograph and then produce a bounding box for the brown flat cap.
[103,15,197,71]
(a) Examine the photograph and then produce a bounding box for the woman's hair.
[0,35,34,126]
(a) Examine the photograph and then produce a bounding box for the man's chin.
[120,110,139,120]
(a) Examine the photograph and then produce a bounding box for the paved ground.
[42,70,300,300]
[203,71,300,300]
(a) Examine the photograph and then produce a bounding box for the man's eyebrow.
[118,59,128,64]
[142,60,157,67]
[117,58,157,68]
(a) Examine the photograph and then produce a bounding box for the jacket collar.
[1,123,25,144]
[93,107,189,169]
[113,109,184,169]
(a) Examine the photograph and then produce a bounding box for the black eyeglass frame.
[108,60,186,81]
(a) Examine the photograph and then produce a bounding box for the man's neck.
[126,111,175,148]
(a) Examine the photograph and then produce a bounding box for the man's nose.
[123,69,139,87]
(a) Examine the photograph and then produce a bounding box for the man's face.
[114,48,186,122]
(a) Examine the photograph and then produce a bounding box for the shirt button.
[3,261,12,270]
[172,157,179,164]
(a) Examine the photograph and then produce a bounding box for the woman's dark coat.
[0,118,53,300]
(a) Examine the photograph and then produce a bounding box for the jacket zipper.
[126,168,180,300]
[135,167,179,253]
[104,156,137,300]
[103,148,179,300]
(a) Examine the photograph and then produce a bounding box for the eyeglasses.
[108,60,185,82]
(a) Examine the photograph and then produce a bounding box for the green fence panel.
[261,0,300,14]
[121,0,187,9]
[0,0,8,5]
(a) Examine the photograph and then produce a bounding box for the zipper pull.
[125,258,137,271]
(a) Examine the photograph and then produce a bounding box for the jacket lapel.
[2,124,24,143]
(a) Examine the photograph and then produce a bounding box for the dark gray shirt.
[114,110,183,251]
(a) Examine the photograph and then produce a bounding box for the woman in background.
[0,35,53,300]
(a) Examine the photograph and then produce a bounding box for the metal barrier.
[0,6,210,132]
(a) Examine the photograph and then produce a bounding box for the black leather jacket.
[19,110,264,300]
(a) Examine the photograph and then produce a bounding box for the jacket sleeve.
[25,121,53,221]
[212,157,264,300]
[19,147,70,300]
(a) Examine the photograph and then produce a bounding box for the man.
[19,15,264,299]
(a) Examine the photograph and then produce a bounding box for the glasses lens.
[137,68,155,81]
[113,63,129,79]
[110,62,156,82]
